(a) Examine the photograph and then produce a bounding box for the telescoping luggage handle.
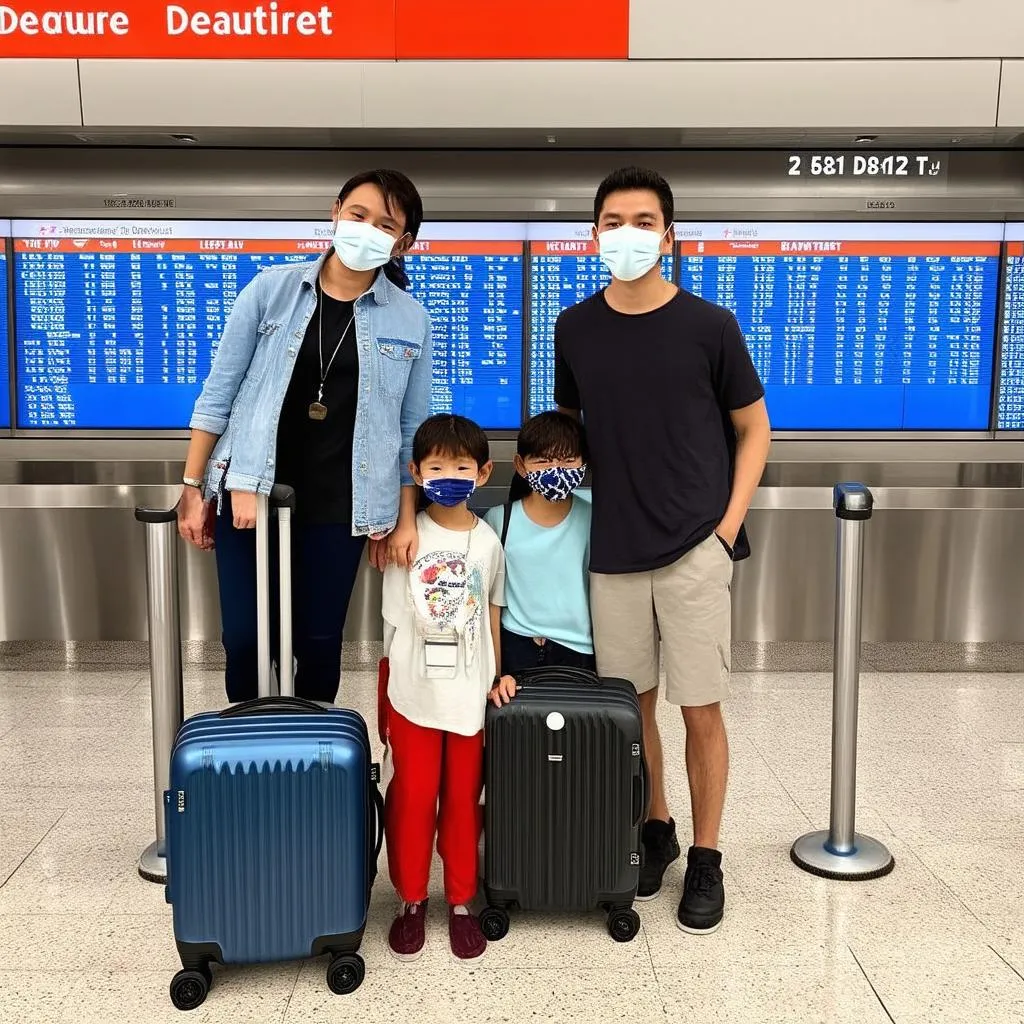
[257,484,296,700]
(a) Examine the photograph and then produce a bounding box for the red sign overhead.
[679,241,1002,257]
[409,241,522,255]
[529,240,598,255]
[0,1,628,58]
[395,0,628,60]
[13,237,330,252]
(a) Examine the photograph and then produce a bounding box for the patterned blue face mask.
[422,477,476,507]
[525,465,586,502]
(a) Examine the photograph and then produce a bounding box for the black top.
[275,285,358,524]
[554,288,765,574]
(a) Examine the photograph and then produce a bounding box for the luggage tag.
[422,634,459,679]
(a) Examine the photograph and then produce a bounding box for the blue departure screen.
[0,249,10,429]
[405,240,523,429]
[528,240,674,417]
[679,232,1000,430]
[997,240,1024,430]
[12,225,319,428]
[11,222,524,430]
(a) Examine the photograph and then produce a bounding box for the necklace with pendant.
[309,282,355,421]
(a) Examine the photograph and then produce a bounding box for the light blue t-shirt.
[483,494,593,655]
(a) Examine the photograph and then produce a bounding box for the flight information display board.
[997,227,1024,430]
[527,225,675,417]
[678,223,1001,430]
[11,219,525,430]
[0,228,10,430]
[406,223,525,429]
[12,220,326,429]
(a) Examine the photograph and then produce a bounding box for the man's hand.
[229,490,258,530]
[386,520,419,569]
[715,521,739,550]
[488,675,519,707]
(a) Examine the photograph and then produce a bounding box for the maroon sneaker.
[388,900,427,962]
[448,905,487,962]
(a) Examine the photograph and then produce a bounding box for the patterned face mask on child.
[525,466,586,502]
[422,477,477,507]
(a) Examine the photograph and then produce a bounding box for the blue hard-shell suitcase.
[163,490,383,1011]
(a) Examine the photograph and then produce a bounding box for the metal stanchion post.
[791,483,894,880]
[134,507,184,884]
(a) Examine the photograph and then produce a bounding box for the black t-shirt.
[275,285,358,524]
[554,287,765,574]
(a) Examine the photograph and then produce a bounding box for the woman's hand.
[177,486,214,551]
[488,675,519,707]
[367,536,390,573]
[229,490,258,530]
[386,520,419,569]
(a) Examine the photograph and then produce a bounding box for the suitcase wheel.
[326,952,365,995]
[169,966,211,1011]
[607,908,641,943]
[479,906,510,942]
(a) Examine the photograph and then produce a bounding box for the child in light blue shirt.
[483,412,595,676]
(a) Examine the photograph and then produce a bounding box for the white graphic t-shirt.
[382,511,505,737]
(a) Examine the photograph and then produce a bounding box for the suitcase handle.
[512,665,600,686]
[257,485,297,700]
[269,483,296,510]
[219,695,323,718]
[372,785,385,859]
[633,754,649,827]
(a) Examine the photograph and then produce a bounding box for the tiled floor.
[0,666,1022,1023]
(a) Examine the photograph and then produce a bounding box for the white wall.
[630,0,1024,59]
[364,60,1000,129]
[998,60,1024,124]
[78,61,364,128]
[4,51,1024,129]
[0,60,81,125]
[65,58,1005,130]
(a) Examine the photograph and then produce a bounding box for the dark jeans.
[214,498,366,704]
[500,626,597,676]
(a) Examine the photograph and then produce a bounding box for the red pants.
[385,708,484,906]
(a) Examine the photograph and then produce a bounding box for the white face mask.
[597,224,667,282]
[332,218,398,272]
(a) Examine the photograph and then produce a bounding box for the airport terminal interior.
[3,12,1024,1021]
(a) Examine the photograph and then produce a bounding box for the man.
[554,167,770,934]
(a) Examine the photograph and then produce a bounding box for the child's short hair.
[412,414,490,468]
[516,411,588,463]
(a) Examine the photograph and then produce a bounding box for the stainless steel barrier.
[1,480,1024,647]
[791,483,895,880]
[134,505,184,885]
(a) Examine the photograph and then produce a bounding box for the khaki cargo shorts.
[590,533,733,708]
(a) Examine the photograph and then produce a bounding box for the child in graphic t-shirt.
[483,411,595,683]
[381,414,507,963]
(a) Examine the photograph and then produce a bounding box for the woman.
[177,169,432,704]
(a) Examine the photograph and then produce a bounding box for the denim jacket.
[190,254,432,536]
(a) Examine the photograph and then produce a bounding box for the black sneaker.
[677,846,725,934]
[635,818,681,901]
